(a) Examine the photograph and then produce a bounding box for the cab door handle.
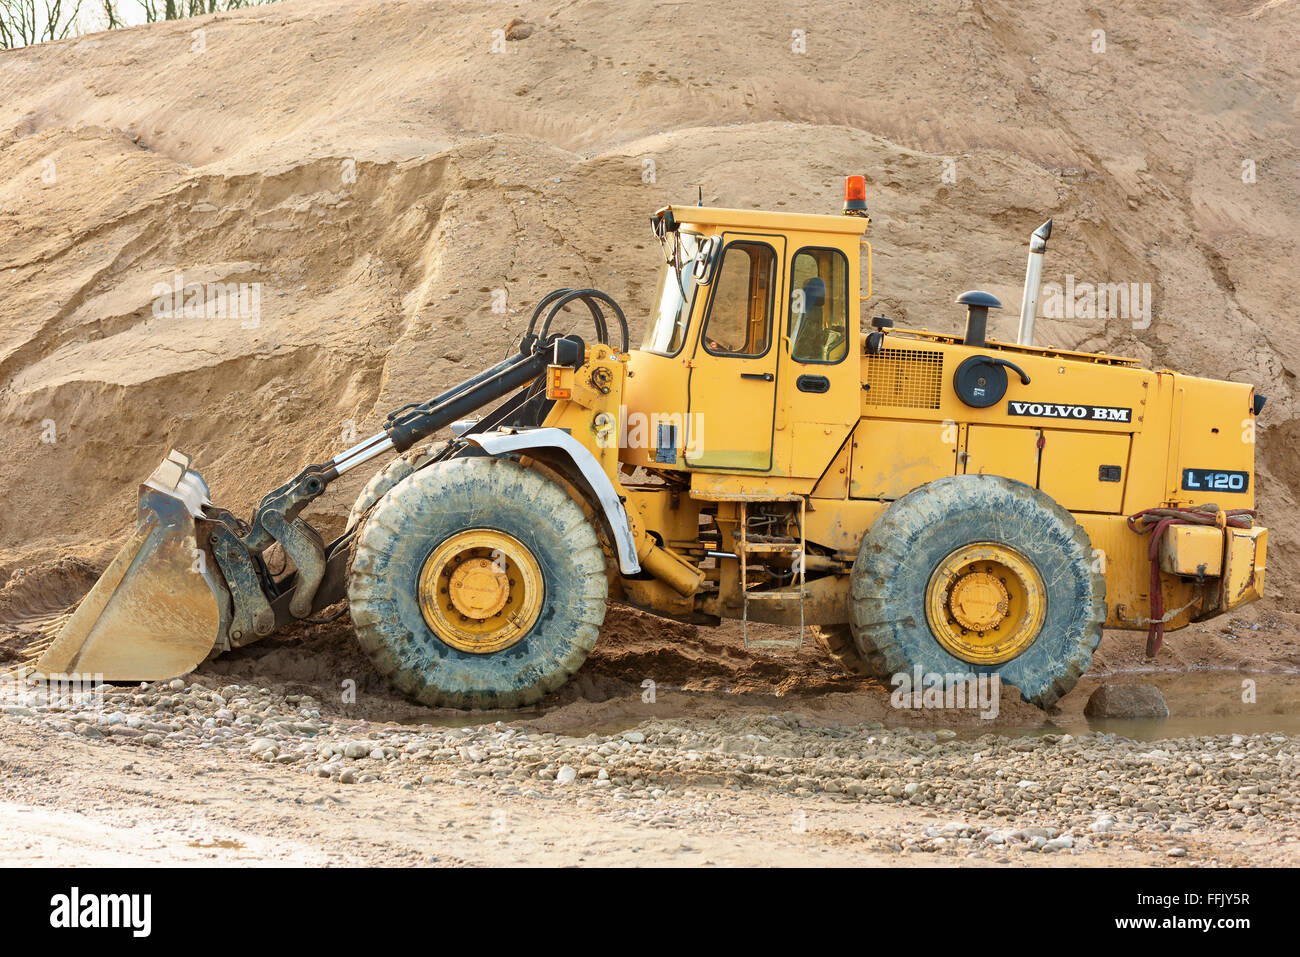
[740,372,775,381]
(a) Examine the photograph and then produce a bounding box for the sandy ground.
[1,732,1291,868]
[0,604,1297,867]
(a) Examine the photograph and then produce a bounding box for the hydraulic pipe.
[384,348,553,453]
[387,348,528,427]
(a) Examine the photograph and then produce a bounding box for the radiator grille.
[862,348,944,409]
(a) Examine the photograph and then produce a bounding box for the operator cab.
[627,191,871,480]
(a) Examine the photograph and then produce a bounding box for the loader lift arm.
[206,332,589,643]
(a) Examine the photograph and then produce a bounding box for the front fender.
[464,428,641,575]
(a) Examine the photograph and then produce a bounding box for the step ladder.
[737,496,806,650]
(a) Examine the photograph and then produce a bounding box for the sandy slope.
[0,0,1296,620]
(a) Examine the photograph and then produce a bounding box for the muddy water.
[1000,671,1300,741]
[390,672,1300,743]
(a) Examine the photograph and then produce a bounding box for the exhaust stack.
[1016,219,1052,346]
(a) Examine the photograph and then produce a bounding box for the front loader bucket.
[29,451,229,681]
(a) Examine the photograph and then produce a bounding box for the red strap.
[1127,506,1255,657]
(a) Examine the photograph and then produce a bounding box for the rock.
[1167,846,1188,858]
[249,737,277,754]
[1084,684,1169,719]
[556,765,578,784]
[622,731,646,744]
[504,18,534,41]
[1043,835,1074,852]
[343,742,369,759]
[141,733,163,746]
[339,769,356,784]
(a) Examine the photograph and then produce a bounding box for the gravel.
[2,677,1296,860]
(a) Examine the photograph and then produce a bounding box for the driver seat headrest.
[801,276,827,309]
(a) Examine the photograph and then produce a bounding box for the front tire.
[346,443,437,530]
[849,475,1105,708]
[347,456,608,709]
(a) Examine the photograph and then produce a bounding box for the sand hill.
[0,0,1296,620]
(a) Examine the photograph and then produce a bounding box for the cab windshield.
[643,231,704,355]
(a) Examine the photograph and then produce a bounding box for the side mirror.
[692,237,720,285]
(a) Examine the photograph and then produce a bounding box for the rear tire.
[849,475,1105,708]
[348,456,608,709]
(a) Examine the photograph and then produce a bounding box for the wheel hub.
[448,558,510,619]
[926,542,1045,665]
[948,571,1009,632]
[417,529,544,655]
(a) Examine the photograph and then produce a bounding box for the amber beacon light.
[843,175,868,215]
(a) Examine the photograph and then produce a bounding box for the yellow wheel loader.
[26,177,1269,709]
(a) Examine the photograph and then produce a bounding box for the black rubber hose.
[526,288,578,339]
[539,290,607,347]
[540,288,628,352]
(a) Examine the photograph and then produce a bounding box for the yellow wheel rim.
[417,529,544,654]
[926,542,1045,665]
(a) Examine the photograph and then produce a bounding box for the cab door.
[686,234,785,471]
[780,244,859,478]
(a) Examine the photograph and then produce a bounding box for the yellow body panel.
[849,418,955,499]
[1160,525,1224,578]
[1167,377,1257,509]
[965,425,1039,487]
[1039,430,1131,513]
[536,204,1265,644]
[1223,527,1267,609]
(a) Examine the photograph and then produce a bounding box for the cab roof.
[656,205,870,236]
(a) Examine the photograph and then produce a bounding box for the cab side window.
[790,247,849,363]
[702,241,775,357]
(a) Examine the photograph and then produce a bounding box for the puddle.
[988,671,1300,741]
